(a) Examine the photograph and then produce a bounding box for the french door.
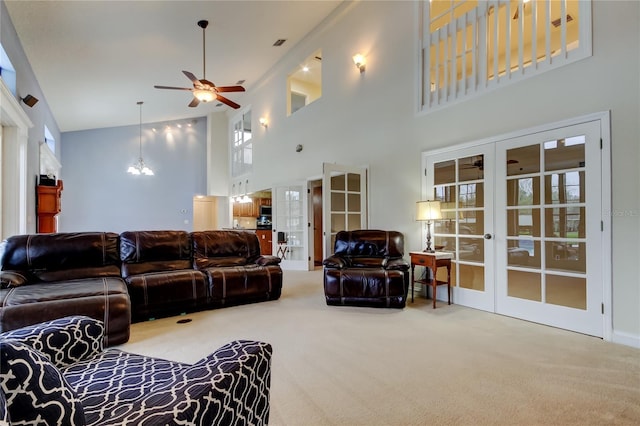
[424,117,606,337]
[495,120,603,336]
[322,163,368,259]
[272,182,309,270]
[425,145,496,312]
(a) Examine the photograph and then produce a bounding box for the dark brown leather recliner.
[323,230,410,308]
[120,230,208,322]
[191,230,283,307]
[0,232,131,345]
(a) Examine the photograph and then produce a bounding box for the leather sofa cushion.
[333,230,405,258]
[120,231,192,276]
[192,230,262,269]
[0,232,120,282]
[0,278,131,346]
[125,270,208,321]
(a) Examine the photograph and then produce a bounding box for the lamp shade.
[416,200,442,221]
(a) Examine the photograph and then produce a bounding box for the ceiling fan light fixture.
[194,89,215,102]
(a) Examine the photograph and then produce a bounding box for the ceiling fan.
[154,20,245,109]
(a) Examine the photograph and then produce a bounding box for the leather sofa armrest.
[0,271,28,288]
[255,255,282,266]
[322,256,348,269]
[385,258,410,271]
[0,315,104,368]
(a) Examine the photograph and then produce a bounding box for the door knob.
[484,233,492,239]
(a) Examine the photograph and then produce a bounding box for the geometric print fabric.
[0,316,272,426]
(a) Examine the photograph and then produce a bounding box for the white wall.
[217,1,639,341]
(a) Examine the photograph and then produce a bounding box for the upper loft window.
[44,125,56,154]
[231,109,252,178]
[287,49,322,116]
[419,0,592,111]
[0,43,17,96]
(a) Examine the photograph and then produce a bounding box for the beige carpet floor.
[118,269,640,425]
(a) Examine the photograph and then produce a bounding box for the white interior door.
[322,163,368,259]
[495,120,603,337]
[425,146,496,312]
[273,182,309,270]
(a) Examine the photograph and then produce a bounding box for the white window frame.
[230,109,252,178]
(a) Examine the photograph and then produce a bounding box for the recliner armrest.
[0,315,104,368]
[255,255,282,266]
[385,258,410,271]
[0,271,28,288]
[322,256,348,269]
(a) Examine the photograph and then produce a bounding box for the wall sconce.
[259,117,268,128]
[21,94,39,108]
[352,54,366,73]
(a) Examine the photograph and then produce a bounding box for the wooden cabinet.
[232,197,271,218]
[256,230,272,255]
[36,180,63,233]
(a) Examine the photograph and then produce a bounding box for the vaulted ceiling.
[5,0,342,132]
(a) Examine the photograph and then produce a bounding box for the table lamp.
[416,200,442,253]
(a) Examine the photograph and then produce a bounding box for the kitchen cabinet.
[232,197,271,218]
[256,229,272,255]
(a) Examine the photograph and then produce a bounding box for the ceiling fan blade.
[215,85,246,93]
[183,70,199,84]
[154,85,193,91]
[188,97,200,108]
[216,94,241,109]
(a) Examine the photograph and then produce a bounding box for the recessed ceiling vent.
[552,15,574,28]
[273,39,287,47]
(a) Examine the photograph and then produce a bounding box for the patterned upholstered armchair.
[323,230,410,308]
[0,316,272,425]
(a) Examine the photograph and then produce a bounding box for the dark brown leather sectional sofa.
[0,230,282,346]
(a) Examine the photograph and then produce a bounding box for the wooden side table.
[409,251,453,309]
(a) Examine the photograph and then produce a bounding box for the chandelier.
[127,101,154,176]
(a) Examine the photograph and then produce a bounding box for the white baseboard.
[611,330,640,349]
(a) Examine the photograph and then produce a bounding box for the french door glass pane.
[507,270,541,301]
[459,155,484,181]
[459,263,484,291]
[544,136,585,171]
[434,160,455,185]
[347,173,360,191]
[507,145,540,176]
[507,208,540,237]
[506,177,540,206]
[546,275,587,310]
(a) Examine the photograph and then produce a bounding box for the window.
[44,125,55,154]
[231,110,252,177]
[419,0,592,111]
[0,43,17,96]
[287,49,322,116]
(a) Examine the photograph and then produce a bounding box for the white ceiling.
[5,0,343,132]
